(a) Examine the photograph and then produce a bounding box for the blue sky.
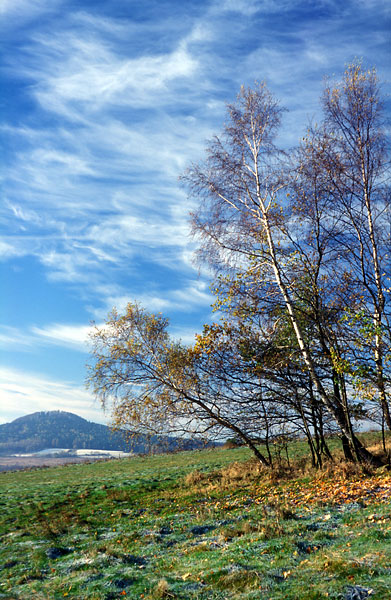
[1,0,390,425]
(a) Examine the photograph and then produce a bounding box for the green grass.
[1,440,390,599]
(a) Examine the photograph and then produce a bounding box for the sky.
[1,0,390,425]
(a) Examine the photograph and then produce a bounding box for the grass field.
[1,436,391,599]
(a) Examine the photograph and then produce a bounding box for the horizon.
[1,0,390,425]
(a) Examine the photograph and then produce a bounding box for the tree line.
[88,63,390,467]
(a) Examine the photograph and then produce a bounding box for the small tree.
[87,303,272,464]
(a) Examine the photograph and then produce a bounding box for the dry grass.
[213,569,262,591]
[366,441,385,454]
[183,448,386,503]
[365,439,391,466]
[150,579,175,599]
[314,458,376,482]
[184,469,207,486]
[183,460,262,490]
[219,460,262,486]
[218,521,262,542]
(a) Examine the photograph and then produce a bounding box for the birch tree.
[184,79,381,464]
[319,64,391,433]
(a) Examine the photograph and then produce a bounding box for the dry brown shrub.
[264,463,297,484]
[184,470,207,486]
[315,458,375,481]
[219,460,261,488]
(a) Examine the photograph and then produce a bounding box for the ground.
[1,440,390,599]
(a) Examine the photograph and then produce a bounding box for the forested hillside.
[0,411,199,455]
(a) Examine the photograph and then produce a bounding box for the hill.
[0,411,200,455]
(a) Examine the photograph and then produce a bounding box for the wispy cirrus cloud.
[3,0,388,295]
[0,323,93,353]
[23,20,201,119]
[0,0,61,19]
[214,0,262,16]
[0,366,105,425]
[31,323,93,351]
[1,0,390,425]
[91,278,213,320]
[0,275,212,356]
[0,326,36,349]
[1,13,213,289]
[39,247,117,283]
[0,240,28,260]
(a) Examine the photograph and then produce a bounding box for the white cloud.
[102,279,213,316]
[169,325,199,345]
[8,202,43,225]
[86,211,189,250]
[0,323,95,353]
[1,11,217,289]
[0,366,107,425]
[171,280,213,306]
[31,323,93,352]
[32,32,198,117]
[0,326,35,349]
[0,0,59,19]
[72,11,130,36]
[31,148,95,176]
[39,249,99,282]
[0,239,27,259]
[216,0,261,15]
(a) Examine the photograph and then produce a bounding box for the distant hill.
[0,411,203,455]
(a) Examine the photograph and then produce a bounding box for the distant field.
[0,455,115,472]
[1,437,390,599]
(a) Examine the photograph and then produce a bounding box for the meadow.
[1,435,390,600]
